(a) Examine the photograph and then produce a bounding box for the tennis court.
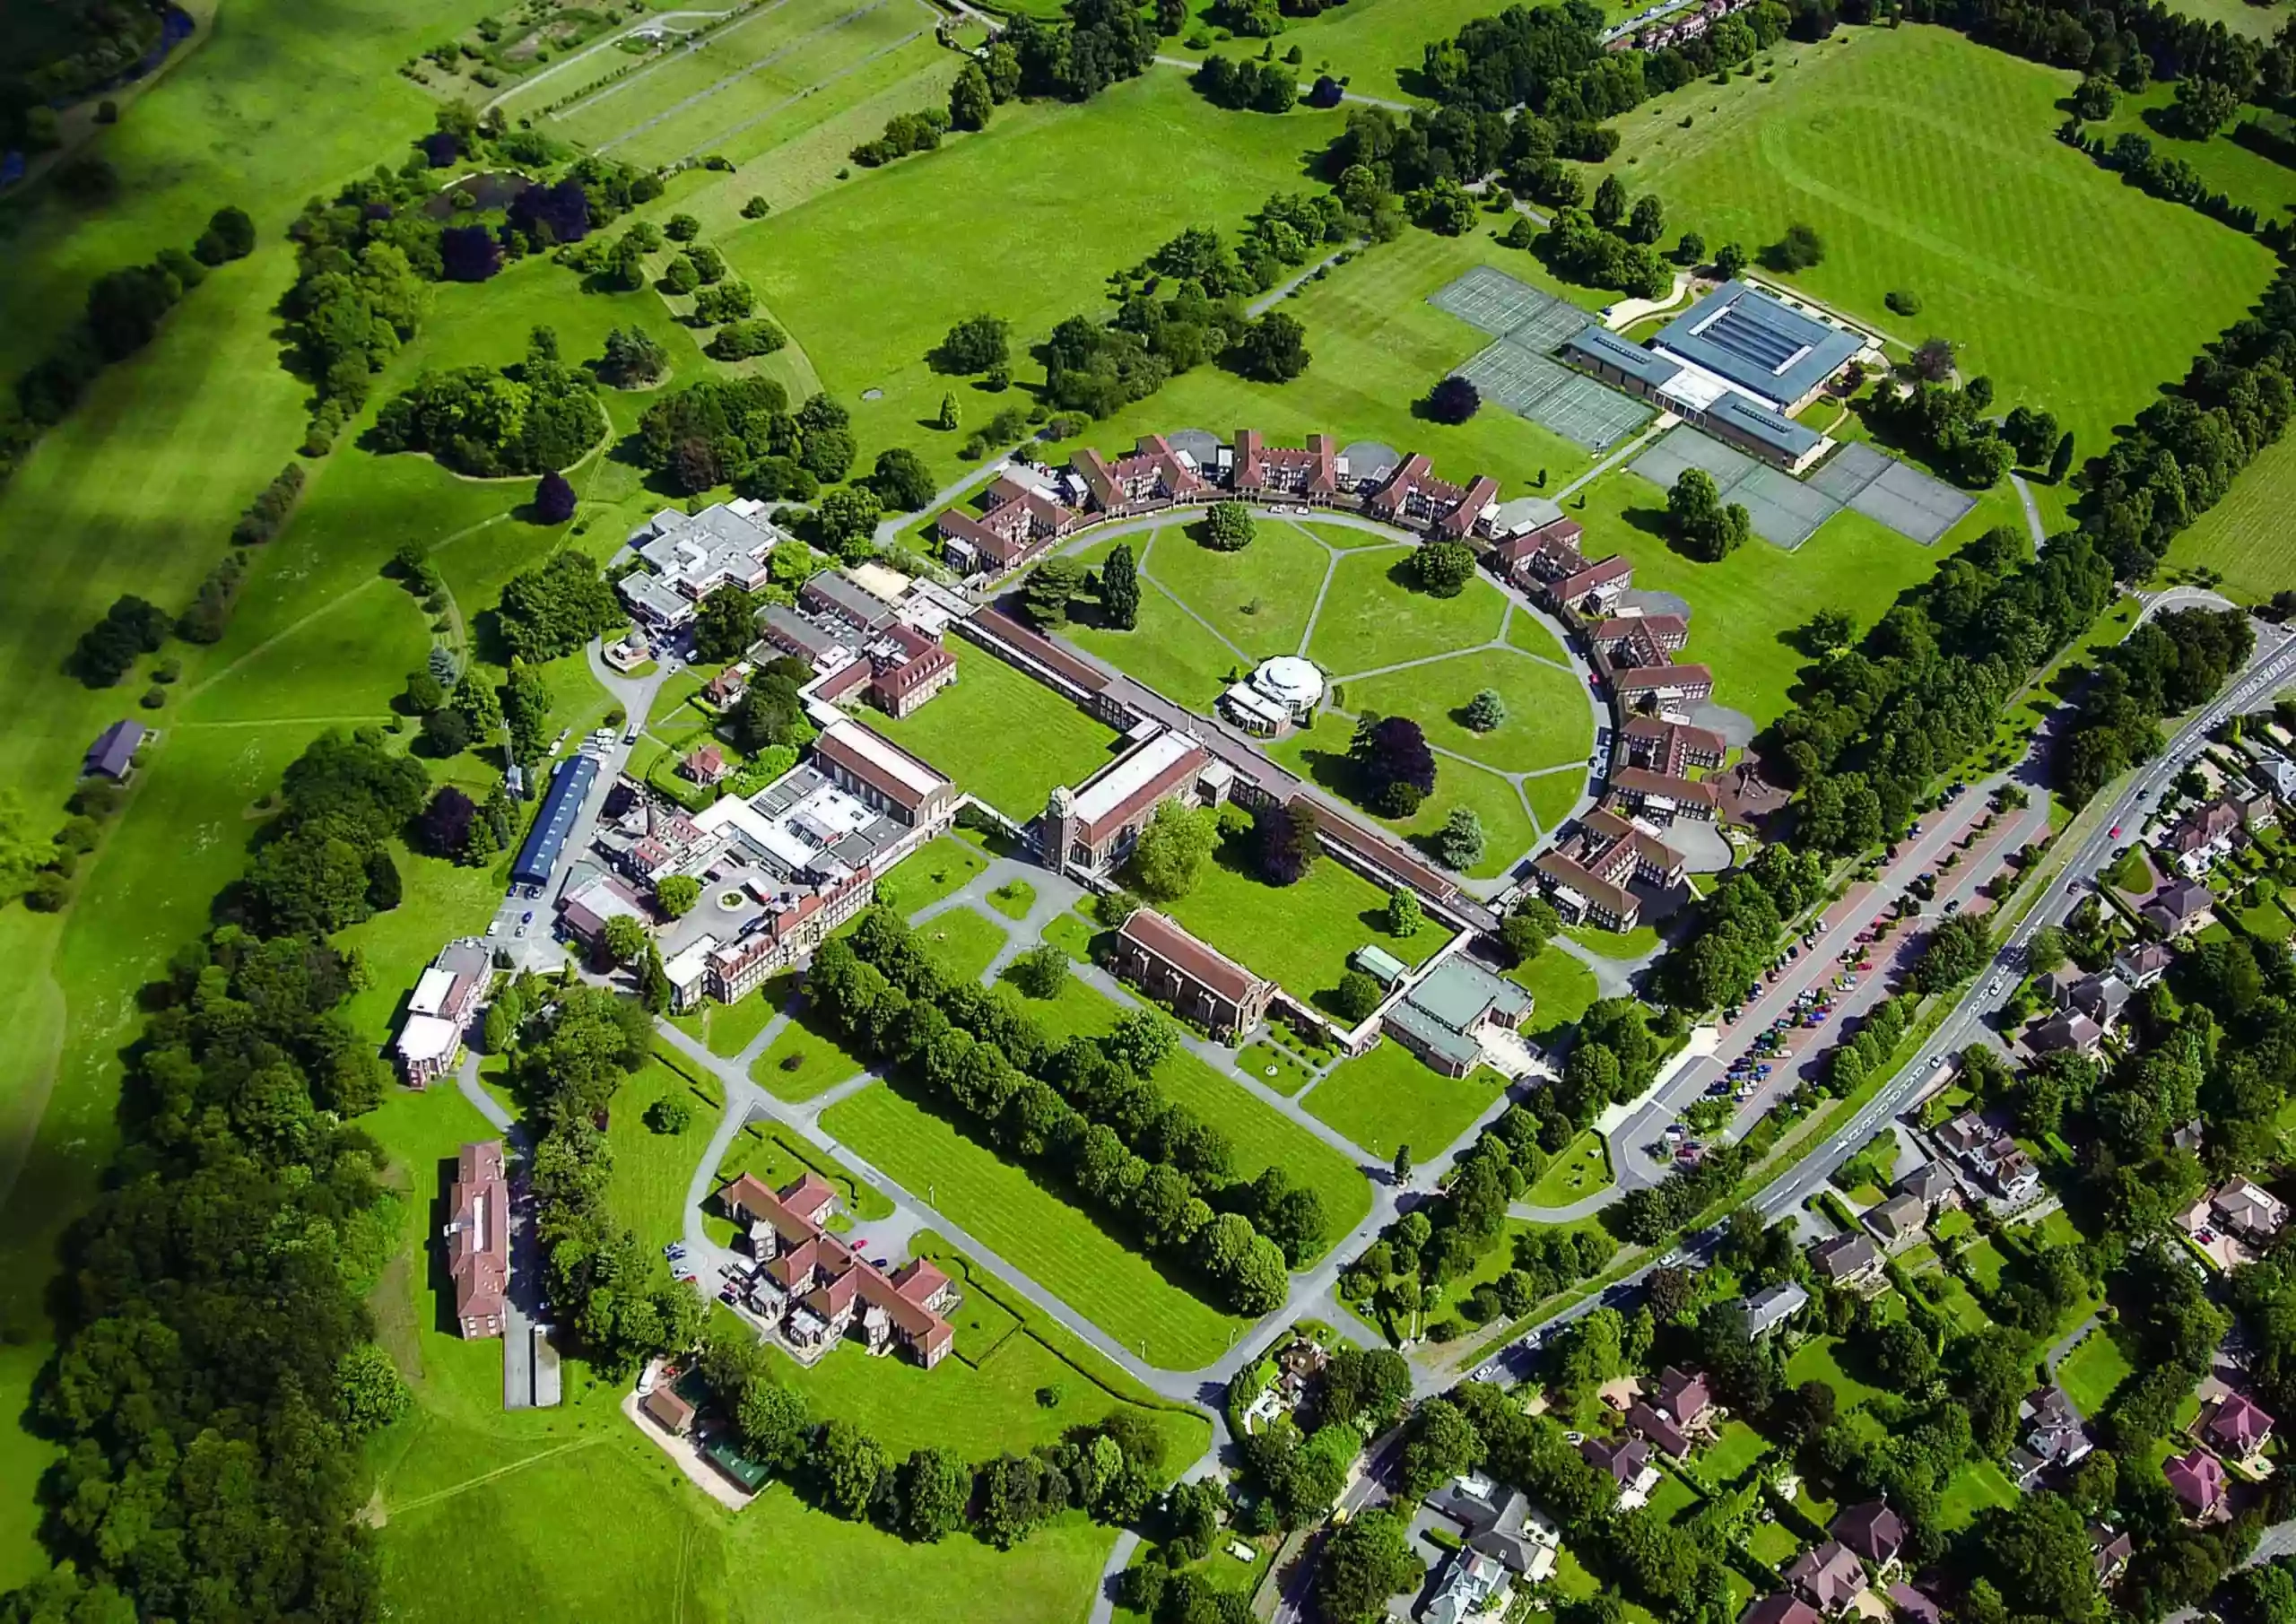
[1630,426,1839,550]
[1808,440,1974,544]
[1457,338,1652,451]
[1429,266,1594,348]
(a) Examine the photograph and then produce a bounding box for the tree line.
[1,730,439,1620]
[805,908,1321,1314]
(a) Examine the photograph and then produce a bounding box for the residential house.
[1579,1435,1659,1508]
[1489,517,1587,588]
[1590,613,1691,661]
[1382,956,1536,1078]
[2025,1009,2104,1058]
[641,1385,696,1437]
[1608,660,1717,714]
[1740,1597,1823,1624]
[1864,1190,1928,1252]
[1884,1585,1944,1624]
[2089,1524,2133,1585]
[704,663,751,708]
[1810,1231,1884,1288]
[1042,725,1230,878]
[2210,1175,2288,1244]
[806,618,959,720]
[1735,1281,1810,1339]
[1626,1365,1714,1460]
[1422,1472,1561,1612]
[81,719,145,782]
[1617,715,1728,777]
[1935,1110,2040,1202]
[2202,1391,2276,1467]
[1109,909,1277,1040]
[2165,1447,2230,1520]
[1605,765,1722,823]
[2142,879,2216,939]
[1785,1540,1868,1615]
[2008,1385,2092,1489]
[1831,1501,1905,1571]
[444,1141,510,1340]
[2254,749,2296,805]
[1891,1161,1961,1214]
[393,939,492,1086]
[681,744,731,787]
[2114,940,2174,988]
[719,1172,955,1368]
[2163,797,2247,877]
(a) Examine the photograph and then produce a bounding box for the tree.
[1100,542,1140,630]
[898,1446,971,1541]
[195,204,257,265]
[422,706,474,758]
[597,326,668,387]
[950,62,995,131]
[534,469,578,525]
[602,914,649,965]
[496,551,618,661]
[736,1382,811,1469]
[1804,607,1856,652]
[1106,1009,1178,1075]
[665,213,702,242]
[1203,501,1257,551]
[935,392,961,431]
[1912,335,1957,382]
[1334,968,1386,1022]
[1463,689,1507,732]
[1414,540,1475,597]
[1401,1398,1484,1498]
[691,583,758,664]
[1130,801,1218,901]
[1667,467,1750,560]
[418,786,478,856]
[870,447,936,511]
[1714,240,1748,280]
[1232,311,1310,381]
[1626,193,1665,246]
[1773,221,1824,270]
[1592,173,1628,229]
[812,1420,886,1520]
[1432,805,1484,870]
[2048,430,2075,482]
[2074,74,2118,120]
[1385,888,1422,936]
[1674,230,1706,265]
[647,1095,692,1133]
[1393,1144,1413,1182]
[1425,375,1482,424]
[1258,800,1319,885]
[1005,942,1069,998]
[1500,898,1559,965]
[1020,556,1089,627]
[2170,74,2239,139]
[657,874,700,917]
[1352,716,1436,817]
[935,313,1011,374]
[816,486,882,558]
[1317,1509,1422,1624]
[337,1342,413,1434]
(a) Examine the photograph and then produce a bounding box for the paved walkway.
[2043,1311,2100,1394]
[2008,472,2046,552]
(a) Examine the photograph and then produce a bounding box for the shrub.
[1202,501,1256,551]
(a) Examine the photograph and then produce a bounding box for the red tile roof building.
[1606,765,1720,821]
[811,621,959,720]
[446,1141,510,1340]
[1044,726,1225,876]
[813,720,956,830]
[720,1172,955,1368]
[1110,908,1278,1039]
[1618,716,1727,777]
[2166,1446,2228,1517]
[1072,434,1206,517]
[1231,430,1341,502]
[681,744,730,786]
[1608,661,1717,708]
[937,475,1081,574]
[1593,613,1692,664]
[1364,453,1499,538]
[2204,1391,2276,1461]
[1534,807,1689,930]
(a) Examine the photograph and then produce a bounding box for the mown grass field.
[820,1081,1249,1367]
[1510,948,1601,1046]
[1158,837,1450,1005]
[739,72,1346,485]
[1308,547,1510,676]
[1144,517,1333,659]
[1343,644,1593,776]
[1068,534,1251,707]
[863,640,1123,820]
[1267,708,1538,880]
[1588,24,2279,456]
[2165,430,2296,601]
[1300,1038,1506,1163]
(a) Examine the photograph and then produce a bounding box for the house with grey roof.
[82,719,145,782]
[1735,1281,1809,1339]
[1864,1190,1928,1251]
[1379,955,1535,1078]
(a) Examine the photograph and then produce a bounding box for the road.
[1472,615,2296,1381]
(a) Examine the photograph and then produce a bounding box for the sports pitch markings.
[1430,267,1649,450]
[1629,425,1973,550]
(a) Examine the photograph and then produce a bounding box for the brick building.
[1109,908,1277,1039]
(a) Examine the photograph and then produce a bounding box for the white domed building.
[1222,656,1326,736]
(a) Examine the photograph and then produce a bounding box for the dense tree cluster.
[2057,606,2252,803]
[176,548,252,645]
[1195,53,1300,113]
[495,549,619,663]
[850,105,952,167]
[1658,842,1828,1010]
[2067,126,2267,235]
[1865,373,2020,489]
[71,592,170,687]
[239,731,426,936]
[1537,206,1672,299]
[1002,0,1157,100]
[1665,466,1752,560]
[805,909,1318,1310]
[371,328,603,476]
[634,376,857,498]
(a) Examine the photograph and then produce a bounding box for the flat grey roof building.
[1651,282,1863,411]
[1564,324,1683,391]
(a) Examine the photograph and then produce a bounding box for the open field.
[739,73,1346,485]
[1308,549,1510,676]
[2092,84,2296,220]
[1587,24,2279,456]
[1069,534,1254,708]
[2165,430,2296,602]
[2056,1327,2135,1416]
[1144,517,1332,659]
[863,640,1123,819]
[1029,230,1605,505]
[1158,837,1450,1008]
[610,1059,725,1242]
[1564,469,1962,731]
[1510,948,1600,1046]
[821,1081,1248,1367]
[1267,709,1538,881]
[1341,645,1592,775]
[1300,1038,1506,1162]
[751,998,874,1099]
[2161,0,2291,37]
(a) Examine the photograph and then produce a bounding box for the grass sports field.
[740,73,1346,487]
[2166,430,2296,602]
[1590,24,2278,455]
[862,640,1124,819]
[1300,1038,1506,1163]
[821,1081,1249,1368]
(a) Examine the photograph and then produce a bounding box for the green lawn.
[1236,1040,1322,1097]
[878,832,993,915]
[749,998,874,1101]
[1935,1458,2022,1533]
[1746,1519,1803,1572]
[671,987,782,1059]
[1158,837,1450,1008]
[714,1116,897,1223]
[1566,922,1663,960]
[1524,1131,1614,1208]
[1068,538,1252,708]
[2056,1328,2136,1417]
[1143,517,1334,661]
[1700,1419,1775,1487]
[1510,948,1601,1047]
[987,878,1038,921]
[2167,430,2296,604]
[1563,468,1949,733]
[1308,549,1509,678]
[1961,1237,2008,1292]
[741,71,1349,489]
[1267,709,1537,881]
[821,1081,1248,1367]
[1783,1335,1888,1412]
[862,640,1123,820]
[1042,909,1102,963]
[1645,1469,1702,1524]
[1587,23,2279,456]
[1525,769,1589,838]
[1300,1038,1506,1163]
[608,1059,723,1245]
[2159,0,2290,39]
[1342,649,1594,776]
[2092,83,2296,220]
[921,908,1010,985]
